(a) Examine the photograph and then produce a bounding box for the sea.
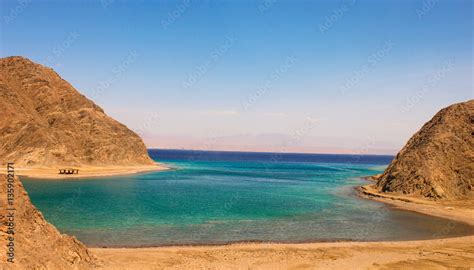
[22,149,474,247]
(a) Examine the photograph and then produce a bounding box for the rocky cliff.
[0,174,95,269]
[0,56,154,167]
[376,100,474,200]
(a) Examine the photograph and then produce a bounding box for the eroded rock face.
[0,56,154,167]
[0,174,95,269]
[376,100,474,200]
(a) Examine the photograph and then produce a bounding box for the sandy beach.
[358,184,474,226]
[92,236,474,269]
[2,163,170,179]
[90,184,474,269]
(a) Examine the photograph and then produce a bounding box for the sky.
[1,0,472,154]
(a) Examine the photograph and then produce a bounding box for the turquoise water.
[22,150,473,247]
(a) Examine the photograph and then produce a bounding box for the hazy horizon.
[1,0,472,154]
[142,133,400,155]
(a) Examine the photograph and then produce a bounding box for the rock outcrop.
[0,56,154,167]
[376,100,474,200]
[0,174,95,269]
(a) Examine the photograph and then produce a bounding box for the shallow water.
[22,150,474,247]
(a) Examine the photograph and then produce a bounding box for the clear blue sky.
[1,0,472,154]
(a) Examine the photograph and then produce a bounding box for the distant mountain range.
[141,133,400,155]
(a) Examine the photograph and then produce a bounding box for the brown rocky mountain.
[0,56,154,168]
[376,100,474,200]
[0,174,95,269]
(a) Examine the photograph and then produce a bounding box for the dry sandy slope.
[0,174,96,269]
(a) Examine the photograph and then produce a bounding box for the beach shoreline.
[92,236,474,269]
[356,184,474,226]
[81,180,474,249]
[88,181,474,269]
[6,163,170,180]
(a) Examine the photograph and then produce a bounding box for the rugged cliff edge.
[0,56,154,168]
[0,174,95,269]
[375,100,474,200]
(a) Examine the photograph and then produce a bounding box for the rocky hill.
[376,100,474,200]
[0,174,95,269]
[0,56,154,168]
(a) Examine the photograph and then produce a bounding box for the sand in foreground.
[92,185,474,269]
[92,236,474,269]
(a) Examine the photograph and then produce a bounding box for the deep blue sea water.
[22,150,473,247]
